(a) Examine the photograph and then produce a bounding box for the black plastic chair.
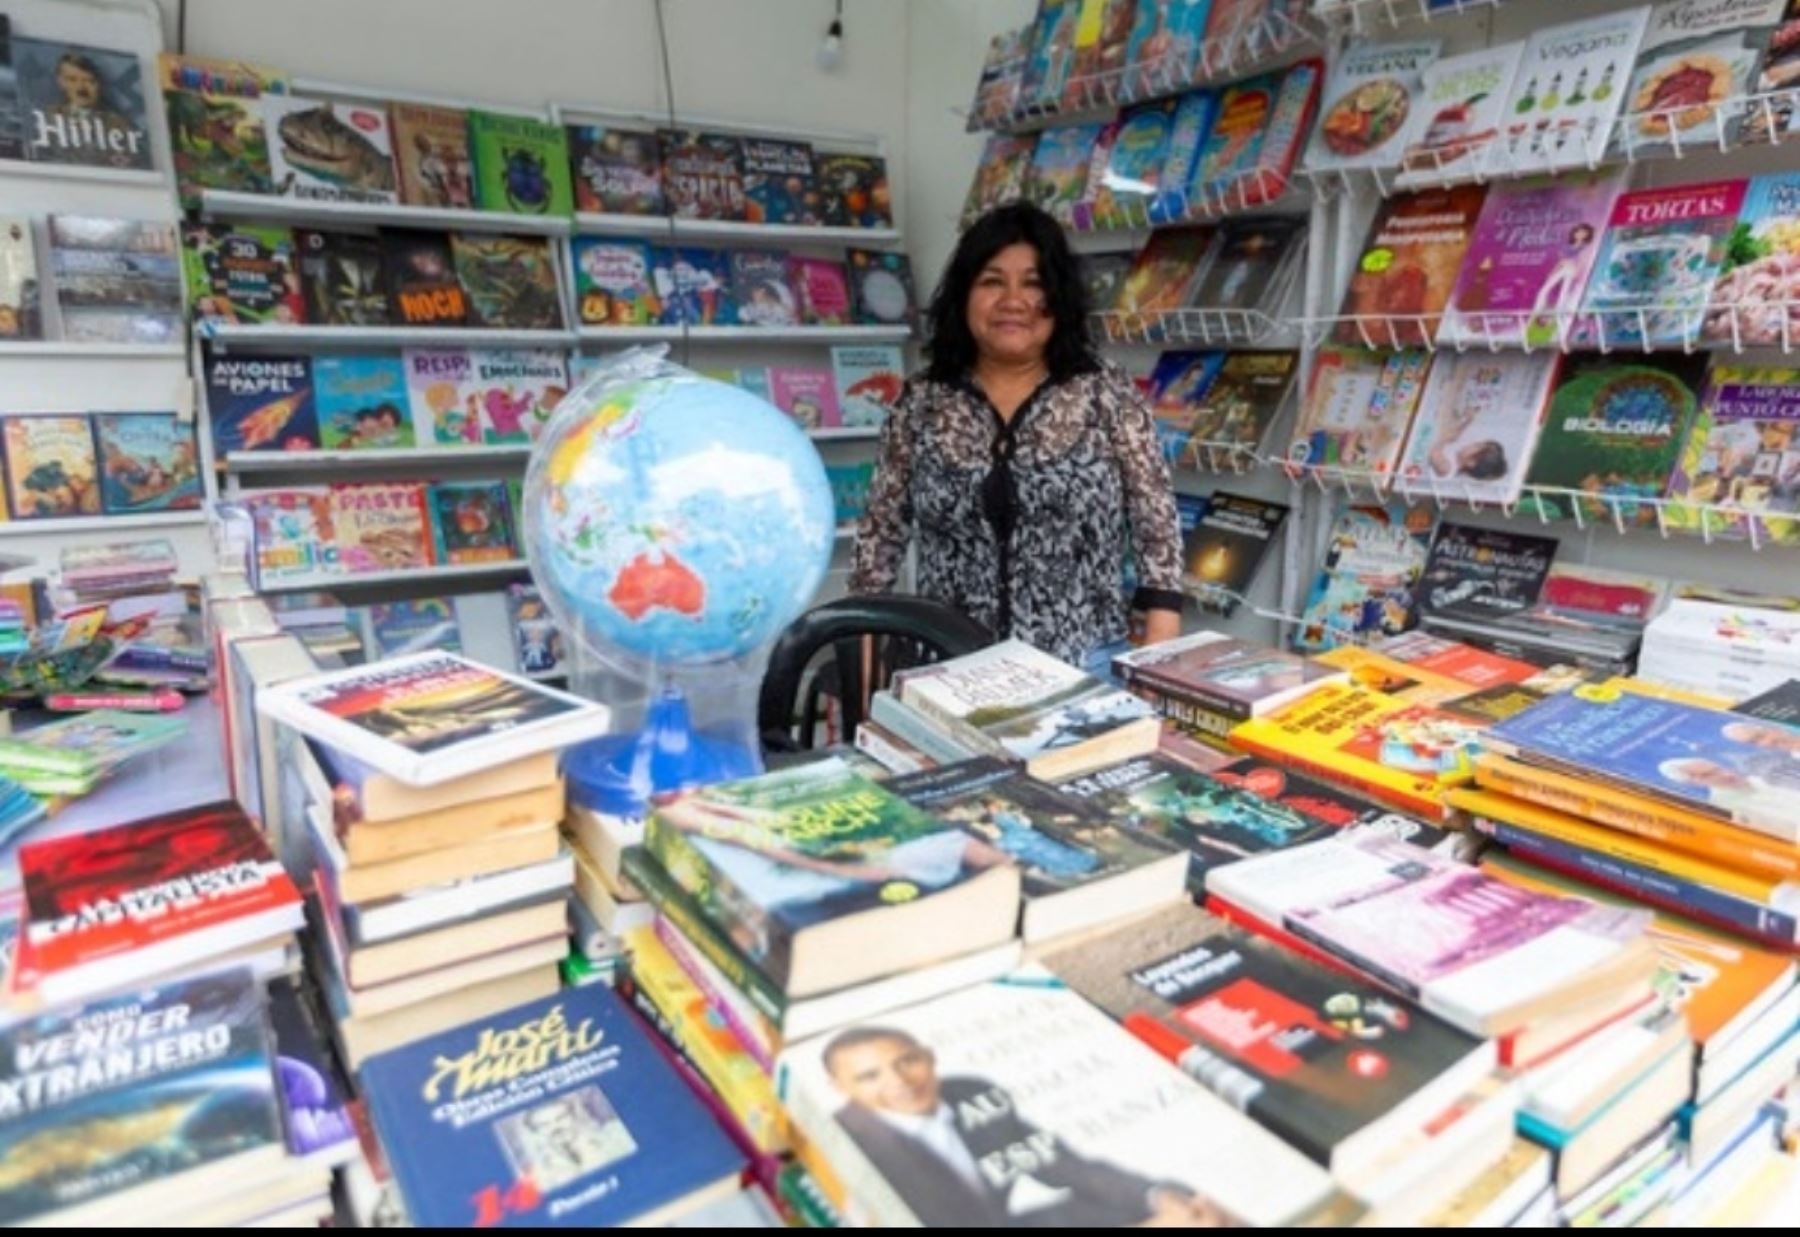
[758,595,994,755]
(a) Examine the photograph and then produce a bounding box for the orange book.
[1314,645,1468,705]
[1379,632,1542,690]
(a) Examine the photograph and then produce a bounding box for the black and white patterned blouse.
[848,365,1186,666]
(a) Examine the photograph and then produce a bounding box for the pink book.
[768,367,842,429]
[788,257,851,327]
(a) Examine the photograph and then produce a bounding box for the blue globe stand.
[564,683,762,819]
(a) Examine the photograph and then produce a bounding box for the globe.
[521,362,838,671]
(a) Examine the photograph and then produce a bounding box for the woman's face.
[967,242,1054,368]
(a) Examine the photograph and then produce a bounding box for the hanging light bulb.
[817,1,845,72]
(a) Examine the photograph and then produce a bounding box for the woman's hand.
[1138,608,1182,648]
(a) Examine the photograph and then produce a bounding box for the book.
[256,651,612,787]
[785,255,851,328]
[1114,227,1216,316]
[1192,72,1279,205]
[730,249,799,328]
[1665,364,1800,542]
[2,414,99,519]
[0,216,38,340]
[315,354,413,450]
[1378,631,1546,692]
[428,480,517,564]
[46,215,182,344]
[644,756,1021,997]
[962,131,1037,226]
[740,136,818,225]
[507,583,563,674]
[1211,755,1457,849]
[1068,0,1138,96]
[1295,501,1437,653]
[12,37,152,170]
[1414,524,1558,625]
[261,95,398,203]
[1540,562,1667,628]
[1025,122,1105,222]
[158,54,287,201]
[1287,348,1433,477]
[1178,493,1288,613]
[1151,89,1219,222]
[295,228,388,326]
[778,966,1340,1228]
[816,153,893,229]
[1616,0,1787,156]
[1021,0,1079,110]
[1706,172,1800,347]
[468,110,573,216]
[654,246,737,325]
[569,124,664,215]
[1744,0,1800,141]
[0,708,183,784]
[888,757,1186,943]
[769,367,842,430]
[380,228,468,327]
[0,969,286,1227]
[1187,217,1305,315]
[367,597,460,658]
[267,975,358,1168]
[1082,250,1133,312]
[1736,678,1800,726]
[832,345,905,429]
[1247,59,1324,208]
[1396,42,1525,184]
[1395,353,1558,506]
[970,26,1029,125]
[1496,8,1655,174]
[449,233,563,330]
[659,129,747,221]
[1148,351,1224,460]
[242,487,338,581]
[1306,38,1443,173]
[571,237,660,326]
[181,222,304,325]
[1118,631,1342,724]
[1336,185,1488,347]
[92,412,202,515]
[1577,179,1748,348]
[827,461,874,525]
[12,802,302,1006]
[330,482,432,573]
[847,249,914,329]
[402,347,480,446]
[470,348,569,444]
[390,101,475,210]
[1087,98,1178,229]
[1521,352,1710,526]
[1123,0,1216,93]
[1184,350,1298,460]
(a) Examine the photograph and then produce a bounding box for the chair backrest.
[758,594,994,754]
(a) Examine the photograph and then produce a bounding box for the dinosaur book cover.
[92,413,202,515]
[468,110,573,217]
[203,354,318,454]
[448,234,563,331]
[159,53,289,204]
[2,415,100,520]
[470,348,568,445]
[260,95,397,204]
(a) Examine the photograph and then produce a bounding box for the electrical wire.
[650,0,689,368]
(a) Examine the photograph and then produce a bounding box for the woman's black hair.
[925,202,1099,385]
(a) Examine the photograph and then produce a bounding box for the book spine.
[1279,908,1428,1006]
[653,916,779,1072]
[1230,730,1450,822]
[642,814,799,992]
[853,723,930,775]
[1123,681,1237,741]
[622,848,787,1024]
[1116,663,1251,724]
[892,686,1010,761]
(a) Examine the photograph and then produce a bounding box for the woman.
[849,203,1184,675]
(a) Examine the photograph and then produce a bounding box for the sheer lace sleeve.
[847,380,921,595]
[1103,370,1185,611]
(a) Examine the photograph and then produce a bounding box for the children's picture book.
[1666,364,1800,542]
[330,482,433,574]
[1616,0,1787,156]
[833,345,906,429]
[789,256,851,327]
[1247,59,1324,208]
[507,583,563,674]
[1152,89,1219,222]
[1026,122,1104,222]
[0,217,39,341]
[1187,350,1300,457]
[92,413,202,514]
[1186,216,1304,314]
[1705,173,1800,347]
[730,249,799,328]
[1287,347,1433,477]
[2,415,100,519]
[468,110,573,216]
[403,347,481,446]
[572,237,661,326]
[159,53,289,202]
[1577,179,1747,348]
[569,124,665,216]
[1148,351,1224,460]
[740,136,818,225]
[847,248,915,328]
[429,481,517,564]
[827,461,875,527]
[470,348,569,445]
[1305,38,1443,173]
[658,129,747,221]
[769,367,841,430]
[1415,523,1559,620]
[204,354,318,454]
[817,153,893,229]
[449,233,562,330]
[367,597,461,657]
[390,102,475,210]
[1523,352,1710,525]
[1397,351,1561,506]
[1336,184,1488,347]
[1193,72,1279,204]
[1065,0,1138,97]
[962,131,1038,226]
[1396,42,1524,185]
[1497,8,1655,173]
[47,215,182,344]
[261,95,397,204]
[1022,0,1079,110]
[296,228,388,326]
[243,488,337,581]
[12,37,152,171]
[1088,98,1177,229]
[970,27,1028,125]
[182,222,304,325]
[1440,169,1628,347]
[1182,492,1291,615]
[315,354,414,451]
[1124,0,1217,95]
[1115,227,1215,315]
[1295,501,1438,653]
[655,247,737,326]
[379,229,468,327]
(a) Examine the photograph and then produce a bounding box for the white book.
[1395,352,1560,507]
[1496,8,1654,174]
[1305,39,1443,174]
[1395,42,1525,187]
[261,95,399,204]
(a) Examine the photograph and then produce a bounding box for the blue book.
[1147,350,1224,462]
[360,985,746,1228]
[1151,89,1219,223]
[267,976,358,1167]
[203,353,319,454]
[315,354,414,451]
[654,248,738,326]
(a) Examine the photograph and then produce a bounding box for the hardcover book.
[159,53,288,201]
[816,153,893,229]
[1666,364,1800,542]
[3,415,100,519]
[429,480,517,564]
[1187,217,1305,314]
[403,347,481,446]
[655,247,737,326]
[390,102,475,210]
[367,598,461,658]
[261,95,398,204]
[296,228,387,326]
[1705,172,1800,347]
[470,348,569,444]
[316,354,414,450]
[1148,351,1223,460]
[1179,493,1289,613]
[450,233,562,330]
[1152,89,1219,221]
[1396,42,1524,184]
[1115,631,1342,727]
[1577,179,1748,347]
[1114,227,1215,315]
[731,249,800,328]
[46,215,182,344]
[13,37,152,171]
[658,129,747,221]
[1247,59,1323,208]
[92,412,202,514]
[569,124,665,216]
[1396,351,1560,505]
[1615,0,1786,156]
[1026,122,1105,222]
[1124,0,1218,94]
[1087,98,1178,229]
[1066,0,1138,97]
[1021,0,1079,111]
[182,222,304,325]
[330,482,433,573]
[1336,185,1488,347]
[243,488,338,581]
[0,216,39,340]
[970,27,1028,125]
[962,131,1038,226]
[832,345,905,429]
[1305,38,1443,173]
[468,110,573,216]
[1287,347,1433,477]
[1295,501,1437,653]
[380,228,468,327]
[741,136,818,225]
[572,237,660,326]
[769,368,842,430]
[788,255,851,327]
[1187,350,1299,458]
[1496,8,1655,174]
[205,354,317,454]
[1415,523,1559,622]
[847,249,914,328]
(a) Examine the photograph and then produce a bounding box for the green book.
[468,110,574,217]
[0,710,186,779]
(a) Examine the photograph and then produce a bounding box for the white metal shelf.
[224,446,534,474]
[0,158,168,188]
[576,325,911,345]
[200,324,577,352]
[1063,168,1312,236]
[0,510,206,537]
[199,190,572,237]
[810,427,882,442]
[1296,302,1800,356]
[259,560,532,593]
[0,341,186,360]
[573,212,899,247]
[1092,308,1291,348]
[1309,0,1503,35]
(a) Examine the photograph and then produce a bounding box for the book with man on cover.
[12,37,153,171]
[390,102,475,210]
[1295,500,1438,653]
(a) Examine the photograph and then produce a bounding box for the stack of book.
[1641,596,1800,703]
[0,708,187,799]
[255,650,610,1069]
[57,540,180,605]
[563,793,651,987]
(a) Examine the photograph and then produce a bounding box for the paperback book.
[1114,227,1215,315]
[847,249,914,328]
[569,124,664,216]
[1336,185,1488,347]
[330,482,432,573]
[655,247,737,326]
[380,229,468,327]
[1415,523,1559,622]
[1087,98,1177,228]
[1083,250,1133,311]
[468,110,573,216]
[1666,364,1800,542]
[1396,351,1560,506]
[1576,179,1747,348]
[403,347,481,446]
[367,598,461,658]
[261,95,397,204]
[1287,347,1433,477]
[315,354,414,451]
[1178,492,1290,614]
[1497,8,1655,174]
[741,136,818,225]
[93,412,202,514]
[1187,216,1305,315]
[1115,631,1343,728]
[159,54,288,201]
[1705,172,1800,347]
[1022,0,1078,111]
[1295,500,1437,653]
[1152,89,1220,222]
[1148,351,1223,459]
[573,237,661,326]
[1744,0,1800,141]
[243,488,337,581]
[1396,42,1524,184]
[296,229,388,326]
[659,129,747,221]
[1026,122,1105,221]
[450,233,562,330]
[12,37,152,171]
[1193,72,1281,206]
[2,415,100,519]
[962,131,1037,226]
[1248,60,1324,207]
[833,345,905,428]
[1306,38,1443,173]
[428,480,517,564]
[1187,350,1300,458]
[816,153,892,229]
[470,348,568,444]
[46,215,182,344]
[1615,0,1787,156]
[970,27,1028,124]
[1124,0,1217,95]
[732,249,800,328]
[390,102,475,210]
[205,355,317,454]
[182,222,304,325]
[508,583,562,674]
[789,256,851,327]
[0,217,39,340]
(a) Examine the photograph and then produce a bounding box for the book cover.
[390,102,475,210]
[962,131,1037,226]
[46,215,182,344]
[1152,89,1219,222]
[0,217,39,340]
[1577,179,1748,347]
[159,54,287,202]
[315,354,414,451]
[2,415,99,519]
[970,27,1028,125]
[827,461,875,526]
[1088,99,1178,228]
[1124,0,1217,94]
[741,136,818,225]
[13,37,151,171]
[1066,0,1136,96]
[295,228,388,326]
[181,222,304,325]
[1025,122,1105,222]
[569,124,664,216]
[1187,350,1299,456]
[1336,185,1488,347]
[1211,756,1454,845]
[1022,0,1079,110]
[469,110,573,216]
[508,583,562,674]
[572,237,660,326]
[243,488,337,580]
[1295,501,1437,653]
[1416,523,1558,622]
[0,969,283,1226]
[266,976,356,1165]
[380,228,468,327]
[1246,60,1323,209]
[1180,492,1290,614]
[658,129,747,221]
[429,481,517,564]
[1744,0,1800,141]
[450,233,562,331]
[0,709,183,780]
[1441,170,1627,347]
[1396,42,1524,184]
[1287,347,1433,476]
[1540,562,1667,627]
[788,256,851,327]
[368,598,462,658]
[204,354,318,454]
[769,368,842,430]
[816,154,893,229]
[1306,38,1443,173]
[1115,227,1215,315]
[654,247,737,326]
[1616,0,1786,155]
[1397,352,1559,505]
[731,249,799,328]
[1187,216,1304,314]
[1706,172,1800,347]
[403,347,481,446]
[847,249,914,328]
[1497,8,1654,173]
[261,95,397,204]
[1117,633,1339,727]
[833,345,906,428]
[1083,251,1133,311]
[1667,364,1800,542]
[1193,72,1278,203]
[330,482,433,573]
[471,348,569,444]
[1148,351,1223,460]
[1522,352,1709,525]
[92,412,202,515]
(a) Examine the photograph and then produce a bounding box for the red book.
[12,800,303,1006]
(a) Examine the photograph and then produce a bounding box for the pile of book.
[269,582,565,677]
[0,213,182,347]
[1641,596,1800,702]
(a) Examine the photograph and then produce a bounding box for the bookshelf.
[199,324,580,352]
[257,560,532,594]
[198,189,573,237]
[0,341,186,360]
[222,446,535,476]
[573,213,900,248]
[0,511,208,538]
[575,325,911,346]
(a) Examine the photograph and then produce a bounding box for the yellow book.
[1605,676,1735,711]
[1314,646,1469,705]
